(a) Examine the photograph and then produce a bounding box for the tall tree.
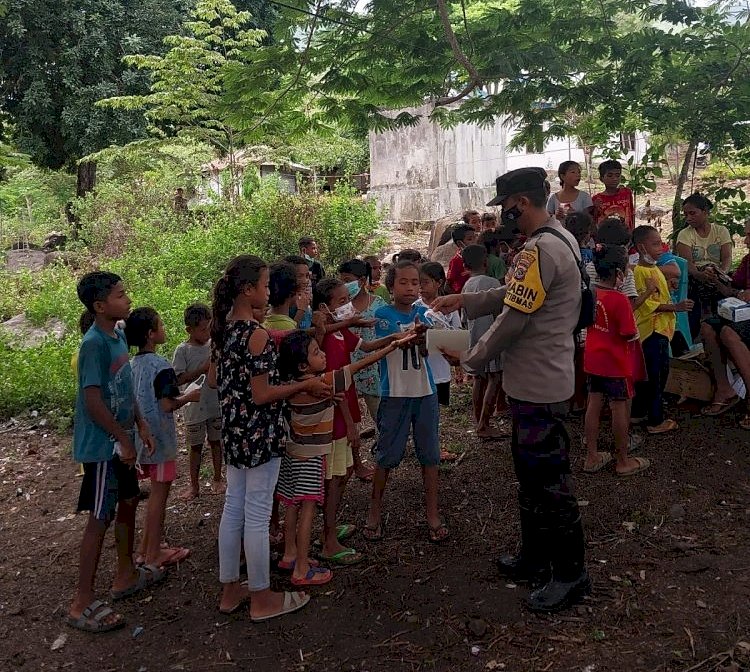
[101,0,319,201]
[231,0,749,216]
[0,0,191,194]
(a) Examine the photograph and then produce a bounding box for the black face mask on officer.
[501,201,523,226]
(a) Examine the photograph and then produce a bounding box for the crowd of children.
[68,158,738,631]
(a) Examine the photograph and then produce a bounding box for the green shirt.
[487,253,507,282]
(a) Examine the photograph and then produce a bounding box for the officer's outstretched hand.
[431,294,464,314]
[438,348,462,367]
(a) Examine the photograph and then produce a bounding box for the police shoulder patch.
[504,247,546,314]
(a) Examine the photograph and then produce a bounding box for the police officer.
[436,167,590,612]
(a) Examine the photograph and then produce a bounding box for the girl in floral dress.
[209,255,330,621]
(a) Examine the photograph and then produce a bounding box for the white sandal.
[250,591,310,623]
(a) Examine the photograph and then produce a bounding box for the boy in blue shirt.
[68,272,161,633]
[363,261,449,544]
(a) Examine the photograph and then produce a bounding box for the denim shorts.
[374,394,440,469]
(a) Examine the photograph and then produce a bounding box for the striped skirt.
[275,453,325,505]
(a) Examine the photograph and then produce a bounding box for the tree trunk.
[76,161,97,197]
[672,138,697,238]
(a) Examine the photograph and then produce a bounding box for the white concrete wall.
[369,104,506,224]
[368,107,649,225]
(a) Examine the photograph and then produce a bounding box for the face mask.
[345,280,362,299]
[501,204,523,226]
[303,252,313,262]
[332,302,356,321]
[641,252,657,265]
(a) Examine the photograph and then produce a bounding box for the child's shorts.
[375,394,440,469]
[326,438,353,479]
[77,455,140,522]
[276,453,325,505]
[588,375,633,400]
[185,417,222,446]
[137,460,177,483]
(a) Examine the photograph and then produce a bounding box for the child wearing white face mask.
[312,277,403,565]
[338,259,389,482]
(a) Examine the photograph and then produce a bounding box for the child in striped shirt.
[276,330,411,586]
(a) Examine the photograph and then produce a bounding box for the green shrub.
[0,337,77,418]
[0,165,75,248]
[702,162,750,180]
[0,170,383,418]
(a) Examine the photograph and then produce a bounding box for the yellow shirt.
[633,264,675,341]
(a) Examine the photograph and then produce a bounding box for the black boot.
[526,571,591,612]
[496,504,550,586]
[527,514,589,613]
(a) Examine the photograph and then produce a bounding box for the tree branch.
[434,0,482,106]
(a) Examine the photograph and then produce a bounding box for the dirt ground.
[1,388,749,672]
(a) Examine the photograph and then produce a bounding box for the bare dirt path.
[1,390,749,672]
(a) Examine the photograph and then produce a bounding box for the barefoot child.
[583,245,650,476]
[277,330,410,585]
[365,260,449,544]
[313,277,404,564]
[631,226,694,434]
[126,307,201,567]
[172,303,223,500]
[210,255,332,620]
[460,245,506,439]
[68,272,159,633]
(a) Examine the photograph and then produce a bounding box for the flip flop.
[647,419,679,435]
[290,566,333,587]
[318,547,364,566]
[428,522,450,544]
[250,591,310,623]
[160,547,190,566]
[583,451,613,474]
[362,522,384,542]
[277,557,320,571]
[617,456,651,477]
[66,600,125,633]
[336,523,357,542]
[111,564,166,601]
[701,396,740,416]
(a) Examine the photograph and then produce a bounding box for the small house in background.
[199,149,313,202]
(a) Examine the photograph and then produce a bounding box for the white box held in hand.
[718,297,750,322]
[426,329,470,352]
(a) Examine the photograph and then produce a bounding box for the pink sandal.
[290,566,333,587]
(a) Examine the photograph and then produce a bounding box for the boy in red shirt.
[592,160,635,232]
[583,243,650,477]
[446,223,478,293]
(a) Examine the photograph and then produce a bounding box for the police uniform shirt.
[459,216,582,404]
